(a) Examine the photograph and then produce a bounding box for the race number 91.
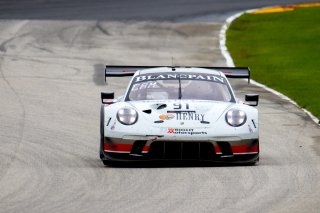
[173,103,190,110]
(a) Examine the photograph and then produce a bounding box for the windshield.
[126,72,234,102]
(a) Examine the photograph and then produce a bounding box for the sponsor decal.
[175,112,204,121]
[167,111,205,121]
[110,121,116,131]
[167,128,175,134]
[131,81,159,91]
[159,114,175,120]
[167,128,207,135]
[134,72,225,84]
[168,103,205,121]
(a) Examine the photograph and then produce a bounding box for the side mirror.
[245,94,259,106]
[101,92,115,104]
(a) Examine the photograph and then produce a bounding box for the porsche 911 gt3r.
[100,66,259,165]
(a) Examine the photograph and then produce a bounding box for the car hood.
[127,100,233,128]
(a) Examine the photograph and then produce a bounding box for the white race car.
[100,66,259,165]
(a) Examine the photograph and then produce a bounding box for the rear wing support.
[105,65,250,83]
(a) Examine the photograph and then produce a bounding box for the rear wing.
[105,65,250,83]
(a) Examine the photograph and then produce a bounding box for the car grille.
[148,141,216,160]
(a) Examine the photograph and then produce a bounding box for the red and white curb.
[219,7,320,126]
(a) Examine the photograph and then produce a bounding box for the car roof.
[136,67,223,76]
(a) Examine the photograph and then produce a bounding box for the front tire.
[100,104,106,161]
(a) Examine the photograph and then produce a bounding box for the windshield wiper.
[178,74,182,99]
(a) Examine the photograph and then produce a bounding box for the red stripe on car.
[231,144,259,154]
[214,145,222,154]
[104,144,150,152]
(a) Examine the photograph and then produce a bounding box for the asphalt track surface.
[0,1,320,213]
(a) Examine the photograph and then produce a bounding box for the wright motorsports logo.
[167,128,207,135]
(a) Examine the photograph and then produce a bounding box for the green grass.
[226,7,320,119]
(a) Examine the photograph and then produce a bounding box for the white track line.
[219,8,320,126]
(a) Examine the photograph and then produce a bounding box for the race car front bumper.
[100,137,259,164]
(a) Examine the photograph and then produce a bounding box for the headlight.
[225,109,247,127]
[117,108,138,125]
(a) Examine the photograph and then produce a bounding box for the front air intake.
[217,142,233,156]
[148,141,215,160]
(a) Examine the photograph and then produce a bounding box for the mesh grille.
[148,141,215,160]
